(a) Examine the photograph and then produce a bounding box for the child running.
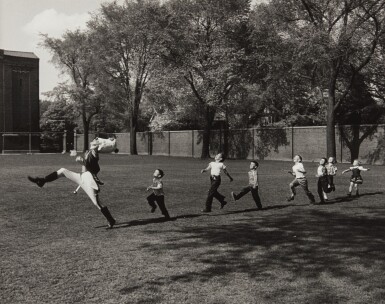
[231,160,262,210]
[146,169,170,219]
[201,153,233,213]
[325,156,337,191]
[342,160,370,197]
[287,154,315,204]
[315,157,329,204]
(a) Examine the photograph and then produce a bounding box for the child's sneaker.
[231,192,236,202]
[28,176,45,188]
[220,201,228,209]
[287,195,294,202]
[347,193,352,197]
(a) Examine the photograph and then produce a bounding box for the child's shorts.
[351,177,363,184]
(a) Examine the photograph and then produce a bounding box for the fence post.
[340,127,343,163]
[192,130,194,158]
[252,128,255,159]
[148,131,153,156]
[28,132,32,154]
[74,130,77,152]
[168,131,171,156]
[62,131,67,154]
[291,126,294,159]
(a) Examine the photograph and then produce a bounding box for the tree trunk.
[201,106,215,159]
[326,73,337,158]
[82,114,90,152]
[130,112,138,155]
[350,125,360,162]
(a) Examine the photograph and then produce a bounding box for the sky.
[0,0,263,99]
[0,0,116,98]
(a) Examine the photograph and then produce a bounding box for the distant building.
[0,49,39,152]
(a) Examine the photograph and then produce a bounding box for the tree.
[88,0,168,154]
[337,73,385,161]
[268,0,385,157]
[163,0,251,158]
[41,30,102,151]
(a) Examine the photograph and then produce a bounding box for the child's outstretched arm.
[201,165,211,174]
[286,170,295,176]
[341,168,351,174]
[223,168,234,182]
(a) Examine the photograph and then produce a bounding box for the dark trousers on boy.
[317,176,329,203]
[327,175,335,191]
[233,186,262,209]
[205,176,226,211]
[147,193,170,219]
[289,178,315,203]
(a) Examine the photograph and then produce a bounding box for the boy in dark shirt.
[146,169,170,219]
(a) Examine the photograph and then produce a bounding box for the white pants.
[57,168,102,209]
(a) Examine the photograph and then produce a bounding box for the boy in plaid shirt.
[231,160,262,209]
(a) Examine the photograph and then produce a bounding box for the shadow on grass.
[319,191,383,205]
[111,217,177,228]
[104,204,310,229]
[124,208,385,303]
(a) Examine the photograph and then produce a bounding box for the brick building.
[0,49,40,152]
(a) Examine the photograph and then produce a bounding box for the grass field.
[1,154,384,304]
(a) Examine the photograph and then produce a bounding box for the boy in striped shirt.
[231,160,262,209]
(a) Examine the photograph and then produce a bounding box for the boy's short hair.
[251,160,259,167]
[296,154,303,162]
[157,169,164,177]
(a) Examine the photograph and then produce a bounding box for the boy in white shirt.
[287,155,315,204]
[201,153,233,212]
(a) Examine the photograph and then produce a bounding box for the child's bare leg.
[348,182,354,195]
[289,179,297,196]
[323,191,328,200]
[82,185,115,227]
[354,184,359,196]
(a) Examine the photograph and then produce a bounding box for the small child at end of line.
[287,154,315,204]
[325,156,337,191]
[201,153,233,213]
[146,169,170,219]
[342,160,370,197]
[231,160,262,210]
